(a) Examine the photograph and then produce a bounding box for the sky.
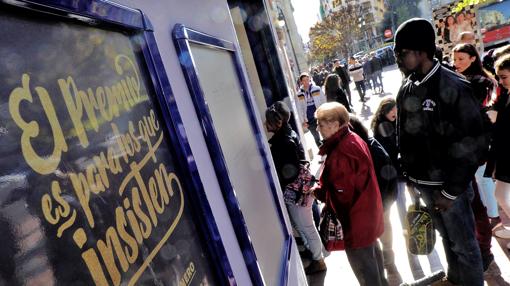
[291,0,321,43]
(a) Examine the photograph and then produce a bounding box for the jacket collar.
[300,83,316,93]
[409,59,440,87]
[319,125,349,155]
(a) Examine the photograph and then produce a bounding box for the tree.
[308,4,363,64]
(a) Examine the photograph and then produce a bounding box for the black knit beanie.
[394,18,436,55]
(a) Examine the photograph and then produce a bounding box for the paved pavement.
[304,65,510,286]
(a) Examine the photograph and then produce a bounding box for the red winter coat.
[315,126,384,249]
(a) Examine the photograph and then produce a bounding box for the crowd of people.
[266,17,510,286]
[310,52,386,106]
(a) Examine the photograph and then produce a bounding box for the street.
[304,64,510,286]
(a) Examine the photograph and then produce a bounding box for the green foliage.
[308,4,363,63]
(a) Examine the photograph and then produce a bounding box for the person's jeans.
[346,242,388,286]
[286,202,323,261]
[475,164,498,218]
[396,181,443,279]
[374,71,384,91]
[307,118,321,148]
[413,184,483,286]
[312,199,320,228]
[365,77,372,90]
[370,74,380,90]
[354,80,366,101]
[380,209,396,267]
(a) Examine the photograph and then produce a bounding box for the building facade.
[323,0,387,51]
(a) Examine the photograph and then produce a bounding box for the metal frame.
[0,1,235,285]
[173,24,292,286]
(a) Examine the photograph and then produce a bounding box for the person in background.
[435,46,455,71]
[487,54,510,249]
[349,115,400,285]
[313,102,386,286]
[363,56,374,92]
[319,69,328,87]
[444,15,457,43]
[348,57,367,102]
[265,101,326,274]
[371,97,444,280]
[466,10,476,28]
[452,43,502,275]
[324,73,351,112]
[296,72,327,147]
[437,18,446,40]
[394,18,485,285]
[456,11,473,34]
[312,68,321,86]
[370,53,385,94]
[458,31,476,45]
[333,59,353,108]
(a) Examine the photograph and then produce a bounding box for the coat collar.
[409,59,440,87]
[319,125,349,156]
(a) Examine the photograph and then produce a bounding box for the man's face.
[333,61,339,67]
[395,49,421,74]
[301,76,311,88]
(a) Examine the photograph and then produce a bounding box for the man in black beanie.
[394,18,486,285]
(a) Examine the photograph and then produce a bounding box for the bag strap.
[413,190,421,210]
[325,180,339,217]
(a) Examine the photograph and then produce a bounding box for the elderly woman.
[313,102,386,285]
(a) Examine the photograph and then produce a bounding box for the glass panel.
[189,42,286,286]
[0,7,218,286]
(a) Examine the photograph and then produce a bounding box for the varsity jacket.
[296,84,326,123]
[396,60,487,198]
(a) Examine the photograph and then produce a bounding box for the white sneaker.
[494,227,510,239]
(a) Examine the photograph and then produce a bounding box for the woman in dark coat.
[324,74,351,112]
[313,102,386,285]
[265,101,326,274]
[453,44,501,269]
[349,115,401,284]
[371,97,444,278]
[488,55,510,247]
